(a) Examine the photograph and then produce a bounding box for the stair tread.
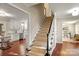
[33,42,46,47]
[35,37,47,40]
[28,46,46,55]
[34,38,47,42]
[28,51,45,56]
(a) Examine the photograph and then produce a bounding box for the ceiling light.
[0,9,13,17]
[72,10,79,16]
[67,7,79,16]
[21,22,24,26]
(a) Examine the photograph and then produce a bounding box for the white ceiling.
[11,3,79,24]
[49,3,79,23]
[11,3,38,9]
[16,3,38,7]
[1,3,78,24]
[0,3,29,21]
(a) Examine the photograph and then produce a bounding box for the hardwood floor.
[1,39,79,56]
[52,41,79,56]
[0,40,26,56]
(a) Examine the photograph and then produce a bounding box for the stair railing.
[45,11,54,56]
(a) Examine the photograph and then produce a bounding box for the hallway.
[52,41,79,56]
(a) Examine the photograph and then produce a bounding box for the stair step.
[40,29,49,32]
[31,46,46,53]
[41,25,50,27]
[38,30,48,33]
[42,22,51,25]
[35,37,47,41]
[28,51,44,56]
[38,31,48,34]
[40,27,49,29]
[36,35,47,38]
[32,46,46,49]
[37,32,47,35]
[28,46,46,56]
[40,27,49,30]
[33,41,46,47]
[40,28,49,32]
[36,33,47,36]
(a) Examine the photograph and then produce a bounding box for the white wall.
[5,19,29,42]
[56,18,62,43]
[62,21,79,38]
[6,19,19,42]
[0,19,19,42]
[62,23,76,38]
[68,24,75,37]
[75,22,79,34]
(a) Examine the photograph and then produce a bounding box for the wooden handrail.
[45,11,54,56]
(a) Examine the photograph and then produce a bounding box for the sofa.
[74,34,79,41]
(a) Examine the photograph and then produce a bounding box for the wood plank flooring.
[52,41,79,56]
[0,40,26,56]
[1,39,79,56]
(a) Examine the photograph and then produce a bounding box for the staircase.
[28,17,52,56]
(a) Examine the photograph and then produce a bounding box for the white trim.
[28,15,32,49]
[8,3,30,15]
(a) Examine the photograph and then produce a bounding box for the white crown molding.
[8,3,30,15]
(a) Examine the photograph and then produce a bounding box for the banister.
[45,11,54,56]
